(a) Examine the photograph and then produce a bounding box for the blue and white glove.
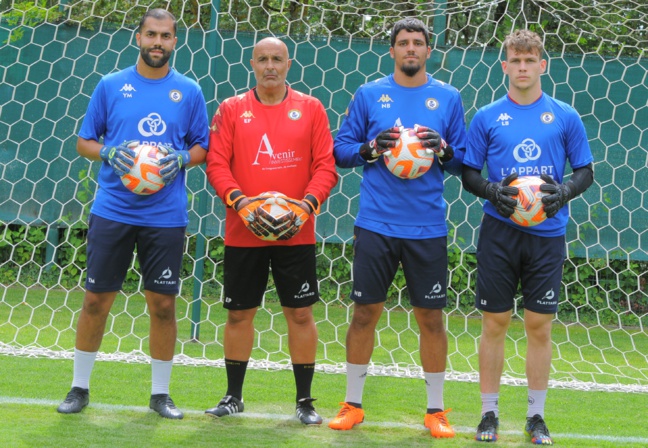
[158,145,191,185]
[99,140,137,177]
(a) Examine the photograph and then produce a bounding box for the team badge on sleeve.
[541,112,554,124]
[169,90,182,102]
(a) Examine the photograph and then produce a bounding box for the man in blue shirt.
[56,9,209,419]
[463,29,594,445]
[329,17,466,439]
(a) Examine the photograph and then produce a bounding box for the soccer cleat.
[205,395,244,418]
[475,411,499,442]
[424,408,455,438]
[525,414,553,445]
[149,394,184,419]
[328,402,364,430]
[296,397,323,425]
[57,387,89,414]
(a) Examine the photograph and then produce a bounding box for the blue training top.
[464,93,593,237]
[79,66,209,227]
[334,74,467,239]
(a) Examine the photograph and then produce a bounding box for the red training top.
[206,86,338,247]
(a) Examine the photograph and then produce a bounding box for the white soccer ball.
[257,191,292,220]
[121,144,165,195]
[383,127,435,179]
[509,176,548,227]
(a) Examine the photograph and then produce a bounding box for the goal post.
[0,0,646,394]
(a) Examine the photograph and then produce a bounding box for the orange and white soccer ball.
[121,144,165,195]
[257,191,293,219]
[383,127,435,179]
[509,176,548,227]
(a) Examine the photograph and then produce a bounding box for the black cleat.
[296,397,323,425]
[57,387,89,414]
[205,395,244,418]
[149,394,184,419]
[525,414,553,445]
[475,411,499,442]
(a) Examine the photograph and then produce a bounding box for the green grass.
[1,286,647,388]
[1,355,647,447]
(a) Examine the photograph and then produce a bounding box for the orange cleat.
[424,408,455,438]
[328,402,365,430]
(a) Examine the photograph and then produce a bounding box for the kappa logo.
[120,83,136,98]
[378,94,393,108]
[497,113,513,126]
[378,94,393,103]
[240,110,255,123]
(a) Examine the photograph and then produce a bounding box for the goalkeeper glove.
[159,145,191,186]
[414,124,454,163]
[359,127,400,162]
[484,172,519,218]
[237,193,311,241]
[99,140,137,177]
[540,173,573,218]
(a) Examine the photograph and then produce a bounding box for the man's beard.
[401,62,422,77]
[141,47,172,68]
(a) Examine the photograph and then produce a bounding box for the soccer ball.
[257,191,292,220]
[509,176,548,227]
[383,127,435,179]
[121,144,165,195]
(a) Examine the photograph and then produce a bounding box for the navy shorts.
[350,227,448,309]
[85,214,186,295]
[223,245,319,310]
[475,214,566,314]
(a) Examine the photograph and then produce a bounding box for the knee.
[149,297,176,322]
[287,307,314,327]
[351,304,381,329]
[81,293,110,317]
[226,309,255,327]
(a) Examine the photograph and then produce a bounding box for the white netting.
[0,0,646,393]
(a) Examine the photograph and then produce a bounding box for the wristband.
[303,194,320,214]
[226,189,245,209]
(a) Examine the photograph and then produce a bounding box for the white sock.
[481,392,499,417]
[424,371,445,410]
[344,363,368,405]
[71,348,97,390]
[151,358,173,395]
[527,389,547,418]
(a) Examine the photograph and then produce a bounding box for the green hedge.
[1,222,645,328]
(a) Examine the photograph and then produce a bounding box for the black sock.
[224,358,248,400]
[292,363,315,402]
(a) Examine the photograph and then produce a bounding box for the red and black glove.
[414,124,454,163]
[359,127,401,162]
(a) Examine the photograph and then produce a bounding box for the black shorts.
[223,245,319,310]
[475,214,566,314]
[350,227,448,309]
[85,214,185,295]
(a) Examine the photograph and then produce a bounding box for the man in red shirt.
[205,37,338,425]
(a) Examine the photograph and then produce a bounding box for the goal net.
[1,0,646,393]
